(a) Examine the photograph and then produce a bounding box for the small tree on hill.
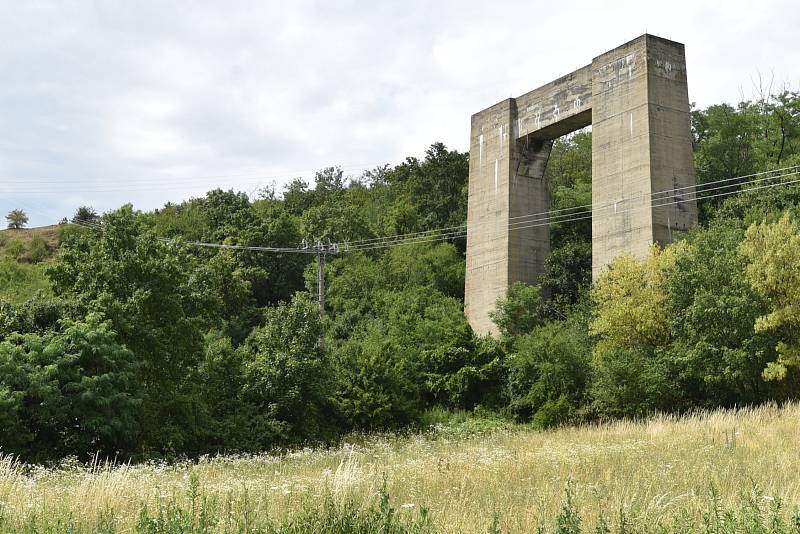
[6,209,28,229]
[72,206,98,225]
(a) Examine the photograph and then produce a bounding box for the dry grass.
[0,225,61,248]
[1,403,799,532]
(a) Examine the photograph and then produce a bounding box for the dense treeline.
[1,91,799,463]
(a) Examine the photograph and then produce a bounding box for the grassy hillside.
[0,258,51,304]
[0,224,61,261]
[0,225,64,303]
[1,404,799,533]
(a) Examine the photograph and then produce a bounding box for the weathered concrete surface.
[465,34,697,336]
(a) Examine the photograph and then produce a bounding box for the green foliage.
[418,407,512,436]
[0,295,65,340]
[332,323,424,430]
[590,244,692,417]
[28,234,48,263]
[47,205,211,454]
[72,205,98,225]
[491,282,545,337]
[507,312,592,426]
[692,91,800,220]
[0,313,142,461]
[740,214,800,380]
[548,131,592,246]
[6,209,28,229]
[385,143,469,233]
[57,222,92,245]
[540,240,592,320]
[591,223,790,417]
[132,475,435,534]
[4,238,25,259]
[331,286,474,429]
[422,335,506,411]
[0,258,51,305]
[324,241,465,325]
[591,244,685,350]
[665,223,783,405]
[241,293,334,445]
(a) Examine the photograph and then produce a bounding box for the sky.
[1,0,798,227]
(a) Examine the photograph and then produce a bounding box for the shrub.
[4,239,24,260]
[507,313,592,426]
[491,282,546,337]
[241,293,335,445]
[28,235,48,263]
[332,324,424,431]
[0,313,143,461]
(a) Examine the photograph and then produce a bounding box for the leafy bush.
[241,293,335,445]
[332,324,424,430]
[507,313,592,426]
[491,282,546,337]
[0,258,51,305]
[0,313,142,461]
[4,238,24,259]
[28,234,48,263]
[421,335,506,410]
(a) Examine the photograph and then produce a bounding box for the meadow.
[1,404,799,533]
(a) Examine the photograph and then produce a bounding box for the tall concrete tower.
[464,35,697,335]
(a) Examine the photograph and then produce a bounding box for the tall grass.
[1,403,800,532]
[0,257,51,304]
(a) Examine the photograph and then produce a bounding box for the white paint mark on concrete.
[498,125,503,148]
[478,134,484,164]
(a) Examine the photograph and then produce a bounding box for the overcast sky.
[1,0,798,226]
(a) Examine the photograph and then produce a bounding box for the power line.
[25,165,800,256]
[339,164,800,249]
[342,169,800,252]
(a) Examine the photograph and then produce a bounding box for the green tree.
[590,244,688,417]
[194,189,307,307]
[507,312,592,427]
[386,143,469,233]
[332,324,423,430]
[3,239,24,260]
[590,244,687,350]
[47,205,211,453]
[241,293,334,445]
[197,331,251,451]
[491,282,546,337]
[540,240,592,320]
[548,131,592,246]
[5,209,28,229]
[665,223,781,407]
[740,214,800,380]
[421,335,506,411]
[72,206,98,225]
[0,314,142,461]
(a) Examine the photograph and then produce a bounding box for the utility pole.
[316,241,326,315]
[310,240,338,351]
